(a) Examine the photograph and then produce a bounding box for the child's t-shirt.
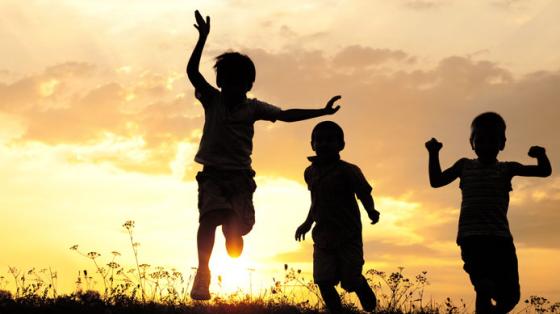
[194,85,282,170]
[458,158,514,244]
[305,158,372,248]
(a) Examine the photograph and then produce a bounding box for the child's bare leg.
[475,292,494,314]
[494,290,520,314]
[191,210,227,300]
[355,275,376,312]
[222,213,244,258]
[197,210,227,271]
[318,283,342,313]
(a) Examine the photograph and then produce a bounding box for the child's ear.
[469,137,475,150]
[499,137,506,151]
[311,141,317,151]
[246,82,253,92]
[216,73,223,88]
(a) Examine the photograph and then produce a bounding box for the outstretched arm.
[510,146,552,177]
[186,10,212,91]
[277,95,341,122]
[425,138,462,188]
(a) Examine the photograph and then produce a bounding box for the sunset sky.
[1,0,559,307]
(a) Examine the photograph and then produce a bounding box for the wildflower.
[69,244,79,251]
[111,251,121,257]
[87,252,100,259]
[107,262,120,269]
[123,220,135,230]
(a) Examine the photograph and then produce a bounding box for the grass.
[1,221,559,313]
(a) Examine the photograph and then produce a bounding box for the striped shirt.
[458,159,514,244]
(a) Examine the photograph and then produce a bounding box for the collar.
[307,153,341,165]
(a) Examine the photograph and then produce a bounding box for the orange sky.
[1,0,559,307]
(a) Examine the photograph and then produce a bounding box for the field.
[1,221,558,314]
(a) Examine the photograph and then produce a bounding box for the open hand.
[295,222,312,241]
[528,146,546,158]
[194,10,210,37]
[425,138,443,152]
[324,95,341,115]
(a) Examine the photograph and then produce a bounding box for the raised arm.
[186,10,212,90]
[425,138,463,188]
[277,95,341,122]
[510,146,552,177]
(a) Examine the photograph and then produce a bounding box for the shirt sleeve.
[194,83,219,108]
[347,164,372,196]
[252,98,282,122]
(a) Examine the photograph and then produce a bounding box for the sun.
[208,246,259,295]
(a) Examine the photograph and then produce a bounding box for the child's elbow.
[429,179,443,188]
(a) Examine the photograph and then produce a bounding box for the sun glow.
[208,251,259,295]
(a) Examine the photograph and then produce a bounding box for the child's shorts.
[460,236,520,304]
[196,167,257,235]
[313,236,364,291]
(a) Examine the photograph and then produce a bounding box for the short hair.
[311,121,345,144]
[470,112,506,143]
[214,52,256,88]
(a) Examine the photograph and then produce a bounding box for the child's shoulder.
[453,157,472,170]
[339,160,362,172]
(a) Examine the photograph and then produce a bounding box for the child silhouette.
[187,10,342,300]
[296,121,379,313]
[426,112,552,313]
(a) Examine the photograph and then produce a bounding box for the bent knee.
[341,275,365,292]
[496,290,520,313]
[316,280,339,289]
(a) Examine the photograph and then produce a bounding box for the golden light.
[39,79,60,97]
[208,250,258,295]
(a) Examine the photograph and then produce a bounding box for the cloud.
[333,45,414,68]
[404,0,449,10]
[0,62,202,175]
[491,0,526,10]
[1,48,559,252]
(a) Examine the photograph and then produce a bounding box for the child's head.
[311,121,345,156]
[470,112,506,161]
[214,52,255,96]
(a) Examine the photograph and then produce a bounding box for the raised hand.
[528,146,546,158]
[194,10,210,37]
[324,95,341,115]
[295,222,312,241]
[425,138,443,153]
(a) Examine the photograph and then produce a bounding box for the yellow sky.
[1,0,559,306]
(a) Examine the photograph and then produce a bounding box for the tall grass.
[1,221,559,313]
